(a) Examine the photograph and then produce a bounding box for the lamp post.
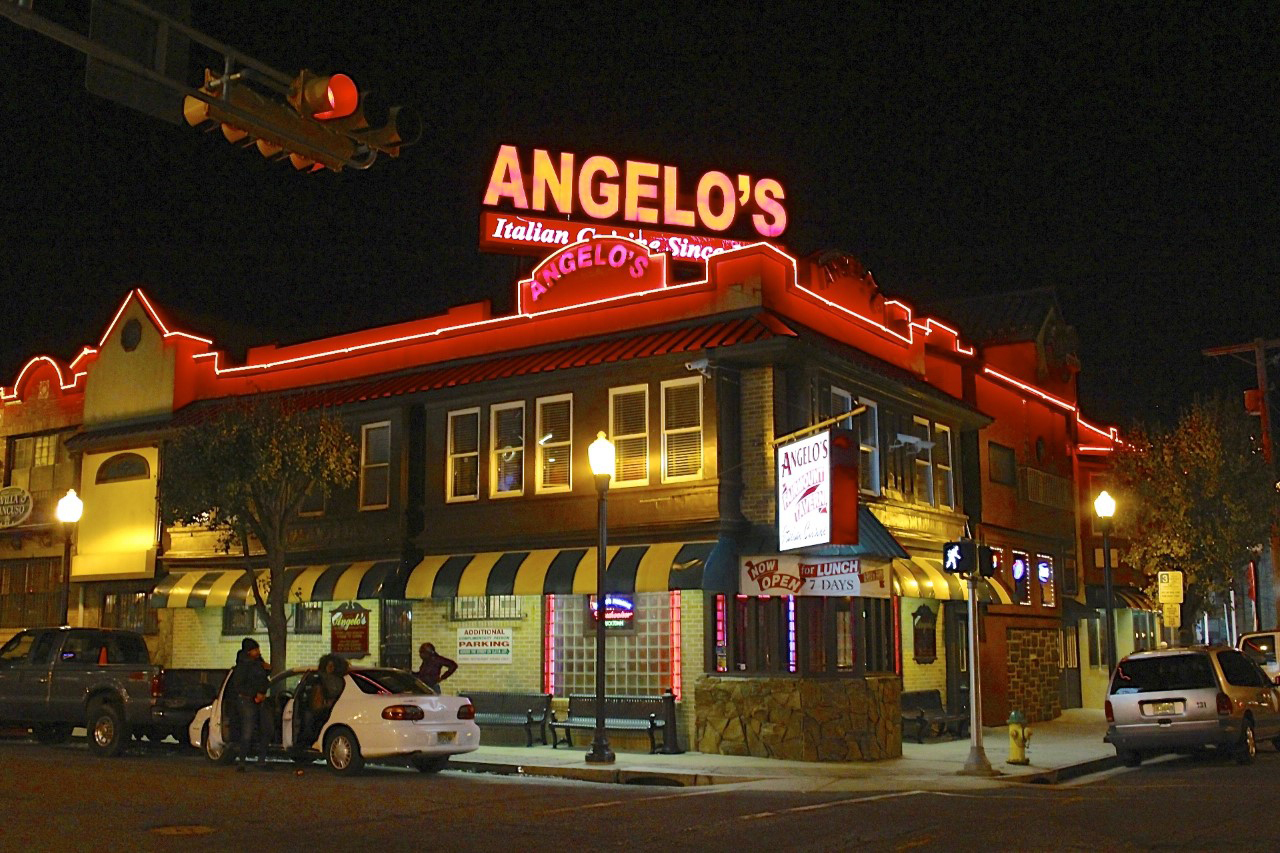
[1094,490,1117,673]
[55,488,83,626]
[585,431,616,765]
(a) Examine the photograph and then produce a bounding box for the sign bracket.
[770,406,866,448]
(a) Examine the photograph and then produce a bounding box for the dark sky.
[3,2,1277,427]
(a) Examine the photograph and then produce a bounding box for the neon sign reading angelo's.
[483,145,787,238]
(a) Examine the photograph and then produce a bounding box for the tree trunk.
[265,549,289,673]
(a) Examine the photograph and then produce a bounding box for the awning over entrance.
[892,557,1013,605]
[151,560,402,608]
[1085,585,1156,612]
[405,542,716,599]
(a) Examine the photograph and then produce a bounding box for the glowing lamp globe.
[1094,490,1116,520]
[588,432,615,479]
[56,489,83,524]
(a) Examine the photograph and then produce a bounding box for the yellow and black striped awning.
[892,556,1013,604]
[405,542,716,599]
[151,560,403,608]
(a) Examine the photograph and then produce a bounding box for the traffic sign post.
[1157,571,1183,604]
[1162,602,1181,629]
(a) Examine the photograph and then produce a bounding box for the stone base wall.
[694,674,902,761]
[1006,627,1061,723]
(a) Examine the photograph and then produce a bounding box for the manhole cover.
[150,825,215,836]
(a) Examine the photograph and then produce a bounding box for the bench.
[551,694,666,754]
[463,691,553,746]
[901,689,969,743]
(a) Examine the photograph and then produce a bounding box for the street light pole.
[1095,491,1118,673]
[55,489,84,626]
[586,432,616,765]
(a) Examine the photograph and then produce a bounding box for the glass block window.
[536,395,572,493]
[490,402,525,497]
[548,592,673,696]
[609,385,649,486]
[661,378,703,482]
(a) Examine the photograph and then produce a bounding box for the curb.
[1005,754,1121,785]
[449,758,763,787]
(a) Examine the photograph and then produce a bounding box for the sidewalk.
[450,709,1116,792]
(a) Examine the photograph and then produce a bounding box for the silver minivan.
[1105,646,1280,766]
[1240,630,1280,683]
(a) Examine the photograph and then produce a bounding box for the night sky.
[3,3,1277,428]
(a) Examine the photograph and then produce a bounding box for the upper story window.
[7,432,73,496]
[491,402,525,497]
[447,408,481,503]
[833,388,881,496]
[536,395,572,493]
[95,452,150,484]
[359,422,391,510]
[910,417,934,505]
[661,378,703,482]
[933,424,954,510]
[609,385,649,487]
[298,483,326,517]
[988,442,1017,485]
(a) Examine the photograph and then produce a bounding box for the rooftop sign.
[482,145,787,239]
[517,236,667,315]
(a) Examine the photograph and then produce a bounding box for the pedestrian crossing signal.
[943,541,997,576]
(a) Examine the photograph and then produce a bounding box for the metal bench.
[901,689,969,743]
[551,694,666,754]
[462,691,552,746]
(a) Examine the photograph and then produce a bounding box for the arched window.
[95,452,150,484]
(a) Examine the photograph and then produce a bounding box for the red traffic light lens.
[313,73,358,120]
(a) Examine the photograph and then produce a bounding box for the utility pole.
[1204,337,1280,629]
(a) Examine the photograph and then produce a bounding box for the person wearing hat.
[228,637,272,771]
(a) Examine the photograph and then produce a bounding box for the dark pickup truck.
[0,626,205,756]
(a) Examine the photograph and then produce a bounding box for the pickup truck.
[0,626,202,756]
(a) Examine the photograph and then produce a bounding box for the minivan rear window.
[1242,635,1277,666]
[1111,654,1216,694]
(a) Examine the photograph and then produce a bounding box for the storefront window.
[714,594,893,676]
[450,595,524,621]
[548,591,674,696]
[911,604,938,664]
[222,603,264,635]
[1037,554,1056,607]
[1012,551,1032,605]
[101,593,158,635]
[0,559,60,628]
[295,602,323,634]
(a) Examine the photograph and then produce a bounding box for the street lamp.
[1094,490,1118,673]
[55,488,83,626]
[585,432,616,765]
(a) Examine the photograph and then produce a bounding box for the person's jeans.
[235,695,273,764]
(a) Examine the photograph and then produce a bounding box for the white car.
[189,667,479,773]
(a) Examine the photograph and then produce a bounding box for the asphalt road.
[2,736,1279,852]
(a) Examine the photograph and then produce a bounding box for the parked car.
[1240,630,1280,683]
[1105,646,1280,766]
[192,666,479,773]
[0,627,197,756]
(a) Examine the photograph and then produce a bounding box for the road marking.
[740,790,927,819]
[150,825,215,836]
[896,834,935,851]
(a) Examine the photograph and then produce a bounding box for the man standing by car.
[415,642,457,695]
[229,637,272,771]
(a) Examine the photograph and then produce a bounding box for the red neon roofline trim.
[1077,445,1115,453]
[982,366,1077,412]
[1,356,86,401]
[1076,415,1120,441]
[98,290,213,349]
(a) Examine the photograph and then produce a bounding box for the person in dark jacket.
[229,637,272,771]
[415,643,457,695]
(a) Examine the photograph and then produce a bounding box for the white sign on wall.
[456,627,513,664]
[777,430,831,550]
[739,556,891,598]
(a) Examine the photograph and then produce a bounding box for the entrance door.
[944,602,969,715]
[380,600,413,669]
[1059,625,1083,709]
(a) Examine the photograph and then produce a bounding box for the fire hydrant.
[1007,710,1031,765]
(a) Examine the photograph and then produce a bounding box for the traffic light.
[977,545,997,578]
[943,541,997,577]
[182,68,419,172]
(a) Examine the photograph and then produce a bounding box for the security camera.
[685,358,710,373]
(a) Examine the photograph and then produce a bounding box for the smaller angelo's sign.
[330,605,370,658]
[740,555,890,598]
[0,487,33,529]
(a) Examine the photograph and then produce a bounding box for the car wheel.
[1118,749,1143,768]
[412,755,449,774]
[86,701,129,758]
[33,724,74,745]
[1236,722,1256,765]
[325,728,364,775]
[203,722,232,765]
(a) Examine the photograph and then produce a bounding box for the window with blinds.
[661,378,703,482]
[447,408,481,502]
[490,402,525,497]
[359,422,391,510]
[609,386,649,486]
[536,395,573,493]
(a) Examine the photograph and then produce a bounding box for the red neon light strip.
[669,590,682,700]
[1,356,88,401]
[543,595,556,696]
[892,595,902,675]
[1077,445,1115,453]
[982,366,1077,412]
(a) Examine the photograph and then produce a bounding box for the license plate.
[437,731,456,744]
[1150,701,1177,715]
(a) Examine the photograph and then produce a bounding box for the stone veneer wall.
[694,674,902,761]
[1006,627,1061,723]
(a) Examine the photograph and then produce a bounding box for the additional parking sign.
[1157,571,1184,604]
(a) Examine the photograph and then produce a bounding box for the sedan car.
[1105,646,1280,766]
[191,666,479,773]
